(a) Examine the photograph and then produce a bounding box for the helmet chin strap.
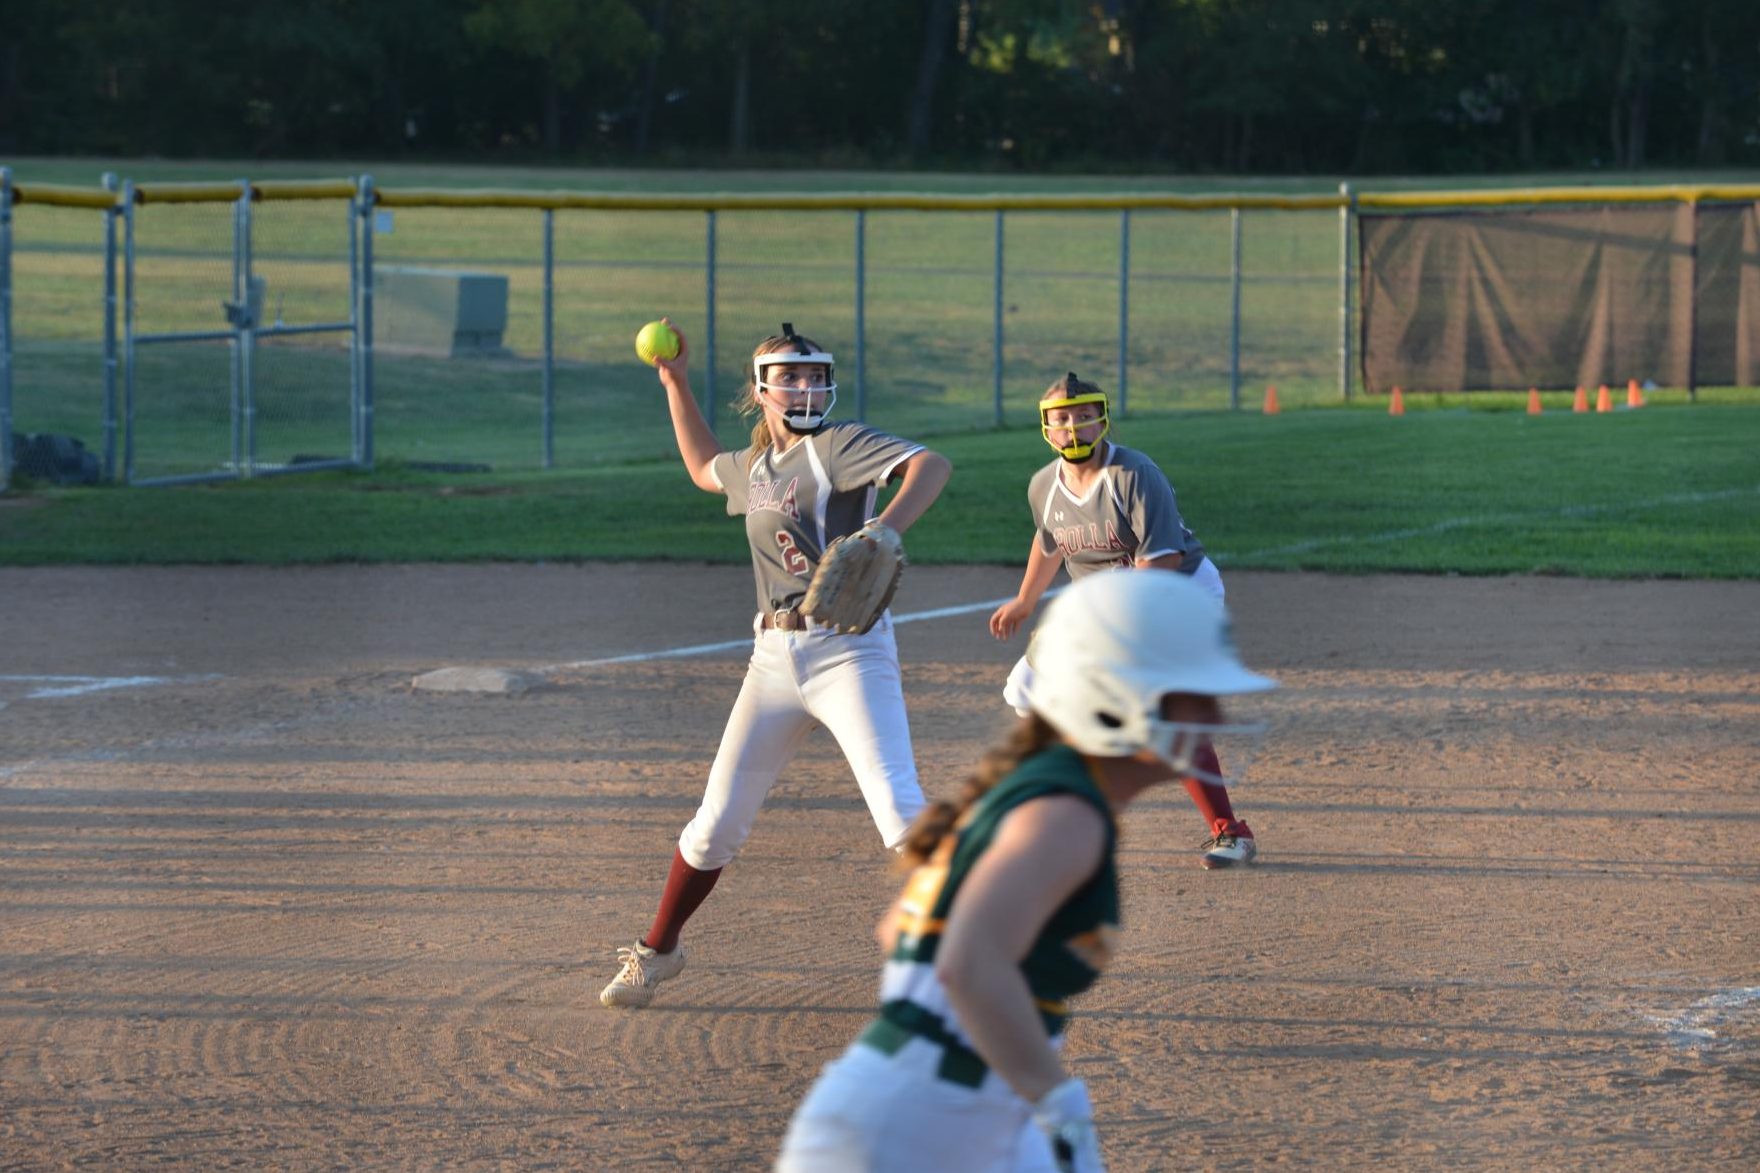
[760,384,837,434]
[1060,442,1102,464]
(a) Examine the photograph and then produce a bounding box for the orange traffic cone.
[1573,385,1589,412]
[1627,379,1644,408]
[1527,388,1542,414]
[1262,384,1280,415]
[1596,384,1612,412]
[1389,385,1406,416]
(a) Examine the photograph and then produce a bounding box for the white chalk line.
[1646,986,1760,1053]
[1,675,229,782]
[553,485,1760,670]
[0,674,223,700]
[550,595,1028,670]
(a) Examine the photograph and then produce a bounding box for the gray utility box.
[374,266,510,358]
[224,275,268,328]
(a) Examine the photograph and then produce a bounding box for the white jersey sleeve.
[823,421,922,491]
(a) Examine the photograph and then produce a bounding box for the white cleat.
[1200,830,1258,870]
[599,941,686,1008]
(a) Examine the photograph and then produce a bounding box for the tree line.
[3,0,1756,174]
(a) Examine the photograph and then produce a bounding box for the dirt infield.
[2,564,1756,1170]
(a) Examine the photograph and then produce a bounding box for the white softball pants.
[775,1036,1063,1172]
[678,614,926,870]
[1003,556,1227,715]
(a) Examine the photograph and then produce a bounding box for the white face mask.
[1143,719,1268,786]
[754,352,838,433]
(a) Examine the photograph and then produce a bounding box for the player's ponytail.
[897,714,1062,868]
[738,381,774,451]
[748,417,773,451]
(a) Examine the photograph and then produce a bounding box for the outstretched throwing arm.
[651,321,724,493]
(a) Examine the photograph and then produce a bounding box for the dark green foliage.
[4,1,1758,172]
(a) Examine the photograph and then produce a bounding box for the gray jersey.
[713,421,923,614]
[1028,442,1205,579]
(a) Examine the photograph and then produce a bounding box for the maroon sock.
[643,848,722,955]
[1182,743,1243,834]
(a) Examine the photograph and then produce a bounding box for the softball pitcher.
[989,372,1256,870]
[776,570,1277,1172]
[600,321,952,1009]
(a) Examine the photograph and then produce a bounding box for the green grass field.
[5,403,1757,577]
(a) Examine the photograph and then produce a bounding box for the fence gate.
[123,180,360,485]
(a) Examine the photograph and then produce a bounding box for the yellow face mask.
[1039,392,1110,462]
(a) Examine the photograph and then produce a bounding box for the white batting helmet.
[1021,569,1275,768]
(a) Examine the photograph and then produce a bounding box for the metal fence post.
[1229,206,1243,411]
[348,177,361,464]
[1686,198,1700,404]
[1338,182,1354,403]
[0,168,12,491]
[101,173,120,480]
[704,210,717,428]
[236,180,257,476]
[122,181,137,483]
[542,207,555,469]
[1117,210,1132,414]
[228,183,245,472]
[992,210,1005,427]
[854,209,867,422]
[355,175,376,469]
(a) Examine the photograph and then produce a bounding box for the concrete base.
[411,667,538,694]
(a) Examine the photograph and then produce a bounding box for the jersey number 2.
[775,531,810,577]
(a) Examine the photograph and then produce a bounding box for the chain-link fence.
[120,181,359,484]
[2,173,361,488]
[1,177,119,489]
[361,189,1350,470]
[2,176,1354,487]
[11,177,1753,491]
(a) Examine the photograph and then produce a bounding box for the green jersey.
[860,745,1119,1087]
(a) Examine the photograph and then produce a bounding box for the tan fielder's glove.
[800,522,905,634]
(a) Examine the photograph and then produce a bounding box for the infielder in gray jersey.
[989,373,1258,871]
[601,321,951,1009]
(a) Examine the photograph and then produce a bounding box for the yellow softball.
[635,320,680,366]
